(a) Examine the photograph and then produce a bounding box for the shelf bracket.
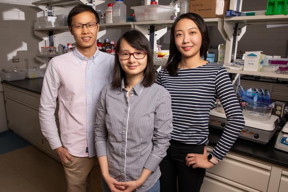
[79,0,105,8]
[133,25,167,51]
[223,21,247,64]
[98,29,107,40]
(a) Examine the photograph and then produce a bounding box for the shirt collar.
[73,47,100,62]
[120,79,145,96]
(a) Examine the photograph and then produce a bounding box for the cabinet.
[279,170,288,192]
[3,84,59,161]
[202,150,288,192]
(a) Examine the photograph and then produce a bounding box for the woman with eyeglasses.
[94,30,173,192]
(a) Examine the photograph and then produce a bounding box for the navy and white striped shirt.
[157,62,244,160]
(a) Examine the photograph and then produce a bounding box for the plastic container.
[266,0,288,15]
[112,0,126,23]
[26,68,45,79]
[105,3,113,24]
[243,102,273,121]
[0,71,26,81]
[131,5,173,21]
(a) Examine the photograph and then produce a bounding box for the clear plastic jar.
[112,0,126,23]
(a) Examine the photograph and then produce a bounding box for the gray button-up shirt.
[95,81,172,191]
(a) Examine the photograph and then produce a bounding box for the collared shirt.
[95,81,173,192]
[39,48,114,157]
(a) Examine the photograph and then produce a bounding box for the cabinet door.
[207,152,271,191]
[5,98,38,140]
[279,170,288,192]
[4,85,58,160]
[201,172,261,192]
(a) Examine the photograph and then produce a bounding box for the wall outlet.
[12,57,19,63]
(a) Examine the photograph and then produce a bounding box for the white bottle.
[112,0,126,23]
[105,3,113,24]
[218,44,225,65]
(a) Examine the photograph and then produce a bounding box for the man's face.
[70,11,99,51]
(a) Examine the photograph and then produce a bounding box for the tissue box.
[243,51,262,71]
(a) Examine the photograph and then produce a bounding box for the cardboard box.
[189,0,230,18]
[243,51,262,72]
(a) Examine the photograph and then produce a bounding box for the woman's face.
[118,39,147,79]
[174,18,203,59]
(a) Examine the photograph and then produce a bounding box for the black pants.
[160,140,206,192]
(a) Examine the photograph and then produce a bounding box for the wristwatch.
[207,154,219,165]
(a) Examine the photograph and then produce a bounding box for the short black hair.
[112,30,155,89]
[166,12,210,76]
[67,4,99,27]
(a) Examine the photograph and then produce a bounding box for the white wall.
[0,3,42,72]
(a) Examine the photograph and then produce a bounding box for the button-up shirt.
[95,81,173,191]
[39,48,114,157]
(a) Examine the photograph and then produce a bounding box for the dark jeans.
[160,140,206,192]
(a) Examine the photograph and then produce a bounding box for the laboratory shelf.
[224,15,288,24]
[32,0,79,7]
[227,69,288,80]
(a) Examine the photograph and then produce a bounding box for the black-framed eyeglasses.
[118,51,147,60]
[71,22,98,30]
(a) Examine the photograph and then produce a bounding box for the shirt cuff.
[95,141,107,157]
[144,154,162,172]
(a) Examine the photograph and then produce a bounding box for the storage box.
[266,0,288,15]
[131,5,173,21]
[243,51,262,72]
[26,68,45,79]
[189,0,230,18]
[0,71,26,81]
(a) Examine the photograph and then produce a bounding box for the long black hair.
[166,12,210,76]
[112,30,155,89]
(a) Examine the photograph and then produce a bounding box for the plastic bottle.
[105,3,113,24]
[112,0,126,23]
[149,0,158,21]
[180,0,189,14]
[217,44,225,65]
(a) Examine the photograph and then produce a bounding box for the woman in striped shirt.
[157,13,245,192]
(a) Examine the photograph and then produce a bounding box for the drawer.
[279,170,288,192]
[207,152,271,191]
[3,85,40,110]
[202,172,261,192]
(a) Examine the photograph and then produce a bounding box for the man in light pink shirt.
[39,4,114,192]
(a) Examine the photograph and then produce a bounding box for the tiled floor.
[0,130,102,192]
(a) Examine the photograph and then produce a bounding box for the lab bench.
[2,78,288,192]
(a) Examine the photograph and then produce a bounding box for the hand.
[116,180,140,192]
[55,147,73,164]
[185,146,214,169]
[103,176,126,192]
